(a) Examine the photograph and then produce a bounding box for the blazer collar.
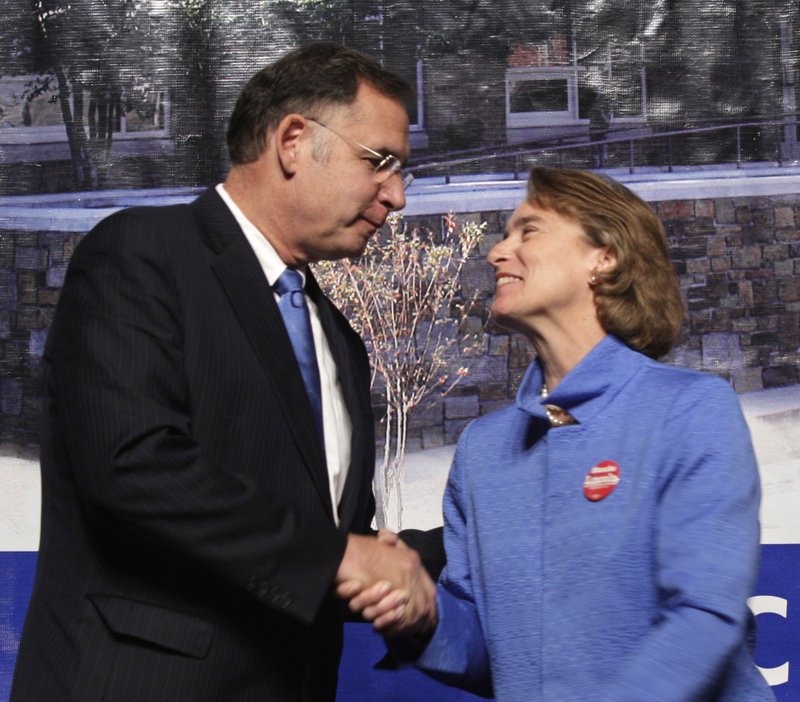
[516,335,646,424]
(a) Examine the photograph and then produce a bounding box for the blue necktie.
[273,269,324,447]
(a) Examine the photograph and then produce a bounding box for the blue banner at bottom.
[1,546,798,701]
[750,544,800,699]
[0,553,36,702]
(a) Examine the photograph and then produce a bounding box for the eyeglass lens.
[375,155,413,190]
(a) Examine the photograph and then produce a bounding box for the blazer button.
[275,593,293,609]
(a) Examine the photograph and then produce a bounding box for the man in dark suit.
[11,42,437,701]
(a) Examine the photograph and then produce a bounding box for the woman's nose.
[487,240,509,266]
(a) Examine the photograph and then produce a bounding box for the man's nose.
[378,173,406,212]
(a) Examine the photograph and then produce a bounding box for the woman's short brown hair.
[526,167,683,358]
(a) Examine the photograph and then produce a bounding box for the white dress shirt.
[216,184,353,525]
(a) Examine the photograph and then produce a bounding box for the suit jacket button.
[276,593,292,609]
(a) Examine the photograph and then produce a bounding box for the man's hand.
[336,530,437,636]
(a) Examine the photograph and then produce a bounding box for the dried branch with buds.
[315,213,486,529]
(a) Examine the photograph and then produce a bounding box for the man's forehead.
[336,96,410,157]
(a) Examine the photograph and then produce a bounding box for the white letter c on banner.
[748,595,789,686]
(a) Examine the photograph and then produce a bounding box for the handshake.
[335,530,438,637]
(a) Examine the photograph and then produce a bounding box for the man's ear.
[274,113,308,175]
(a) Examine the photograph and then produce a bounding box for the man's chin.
[319,240,370,262]
[348,223,379,250]
[311,223,378,262]
[354,222,376,238]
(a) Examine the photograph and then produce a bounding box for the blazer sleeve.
[414,425,493,697]
[45,209,346,624]
[599,376,764,701]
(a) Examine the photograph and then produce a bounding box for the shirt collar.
[215,183,305,287]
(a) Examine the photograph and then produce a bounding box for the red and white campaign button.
[583,460,621,501]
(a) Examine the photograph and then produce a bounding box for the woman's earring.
[589,272,599,286]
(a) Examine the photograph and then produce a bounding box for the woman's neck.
[526,321,607,392]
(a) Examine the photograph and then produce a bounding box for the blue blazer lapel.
[190,189,334,520]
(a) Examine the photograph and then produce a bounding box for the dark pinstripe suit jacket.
[11,187,377,701]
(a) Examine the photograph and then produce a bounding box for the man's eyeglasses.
[305,116,414,190]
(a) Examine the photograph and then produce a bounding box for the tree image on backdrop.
[23,0,171,190]
[315,214,485,530]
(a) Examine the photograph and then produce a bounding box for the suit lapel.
[306,273,371,530]
[189,189,333,520]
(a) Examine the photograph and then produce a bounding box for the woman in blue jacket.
[352,167,775,701]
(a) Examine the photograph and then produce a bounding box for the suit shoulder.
[81,203,196,251]
[67,204,201,290]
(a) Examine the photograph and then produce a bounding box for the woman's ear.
[594,246,617,274]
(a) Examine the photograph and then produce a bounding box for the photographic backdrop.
[2,2,800,700]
